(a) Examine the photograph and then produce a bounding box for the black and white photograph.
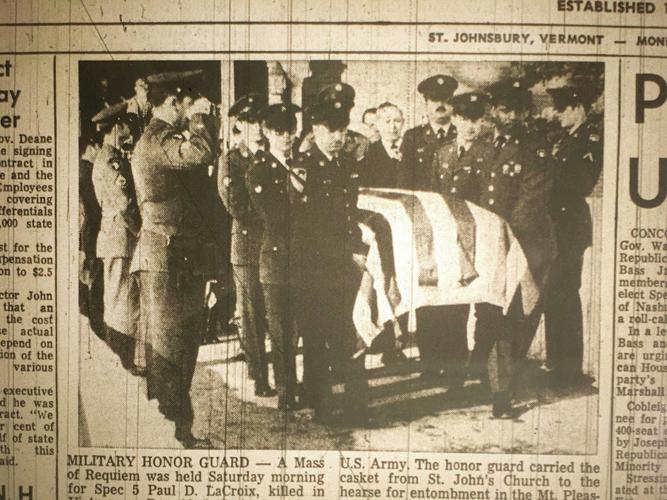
[77,59,604,453]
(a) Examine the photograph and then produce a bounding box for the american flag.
[353,188,538,347]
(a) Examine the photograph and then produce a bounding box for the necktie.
[494,135,506,150]
[458,146,466,159]
[437,128,446,142]
[390,142,401,161]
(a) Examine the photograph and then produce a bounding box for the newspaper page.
[0,0,665,498]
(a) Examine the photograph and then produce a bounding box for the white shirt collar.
[381,137,402,154]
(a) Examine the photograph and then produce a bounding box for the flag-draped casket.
[353,188,539,347]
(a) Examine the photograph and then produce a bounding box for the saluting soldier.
[431,92,495,397]
[544,86,602,387]
[471,80,557,416]
[90,102,142,372]
[292,83,369,424]
[398,74,458,190]
[130,70,216,448]
[247,103,303,410]
[218,94,275,397]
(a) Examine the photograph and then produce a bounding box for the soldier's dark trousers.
[417,305,469,387]
[544,247,585,378]
[262,284,297,407]
[80,258,105,339]
[298,285,368,419]
[472,303,512,394]
[233,264,269,386]
[139,271,203,431]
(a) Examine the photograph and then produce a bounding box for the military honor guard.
[479,79,556,377]
[90,102,142,372]
[130,70,216,448]
[360,102,404,189]
[398,74,458,190]
[247,103,303,410]
[218,94,275,397]
[292,83,369,424]
[431,92,496,398]
[544,85,602,387]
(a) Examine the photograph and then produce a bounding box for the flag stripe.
[365,190,439,287]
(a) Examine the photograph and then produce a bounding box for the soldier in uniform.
[475,80,556,416]
[130,71,216,448]
[398,74,458,190]
[90,102,142,371]
[247,103,303,410]
[292,83,369,424]
[544,86,602,387]
[218,93,275,397]
[79,132,104,338]
[431,92,495,397]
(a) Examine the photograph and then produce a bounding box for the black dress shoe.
[175,429,212,449]
[381,349,408,366]
[255,383,277,397]
[491,392,514,419]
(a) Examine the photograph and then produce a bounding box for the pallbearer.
[293,83,368,424]
[130,70,216,448]
[90,102,141,372]
[480,79,556,382]
[219,93,275,397]
[544,85,602,387]
[247,102,302,410]
[431,92,494,397]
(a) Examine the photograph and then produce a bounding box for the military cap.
[487,78,533,112]
[91,101,137,132]
[417,74,458,101]
[450,92,489,120]
[547,86,596,112]
[261,103,301,133]
[317,82,355,110]
[309,60,347,74]
[146,69,204,85]
[228,93,267,122]
[309,82,355,126]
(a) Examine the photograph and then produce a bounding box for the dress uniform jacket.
[292,146,364,289]
[247,149,307,285]
[131,114,215,277]
[544,119,602,379]
[220,144,270,385]
[429,139,495,385]
[130,114,214,423]
[549,120,603,252]
[432,139,493,203]
[247,149,304,405]
[220,145,263,267]
[480,130,557,287]
[399,123,457,190]
[290,145,368,418]
[92,144,141,338]
[92,144,141,259]
[360,140,400,188]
